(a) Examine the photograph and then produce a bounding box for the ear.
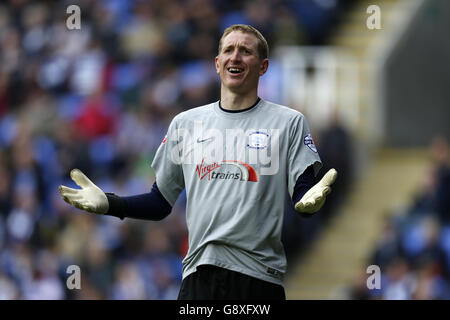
[215,56,220,74]
[259,58,269,76]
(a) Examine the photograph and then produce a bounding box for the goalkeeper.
[59,24,337,300]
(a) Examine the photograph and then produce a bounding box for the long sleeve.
[292,165,316,218]
[105,182,172,220]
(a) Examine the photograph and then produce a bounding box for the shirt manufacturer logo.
[197,137,215,143]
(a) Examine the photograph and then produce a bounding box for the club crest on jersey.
[304,133,317,153]
[195,158,258,182]
[247,131,269,149]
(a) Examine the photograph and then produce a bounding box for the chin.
[225,78,246,87]
[225,83,247,93]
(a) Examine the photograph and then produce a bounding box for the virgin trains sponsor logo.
[196,158,258,182]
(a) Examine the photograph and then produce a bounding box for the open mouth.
[227,67,244,75]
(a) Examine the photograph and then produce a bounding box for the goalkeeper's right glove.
[58,169,109,214]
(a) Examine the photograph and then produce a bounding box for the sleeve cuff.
[105,193,126,220]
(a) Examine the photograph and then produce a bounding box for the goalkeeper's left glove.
[295,168,338,214]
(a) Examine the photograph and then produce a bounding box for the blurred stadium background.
[0,0,448,299]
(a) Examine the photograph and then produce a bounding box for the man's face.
[215,31,268,94]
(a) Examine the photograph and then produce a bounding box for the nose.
[230,48,242,62]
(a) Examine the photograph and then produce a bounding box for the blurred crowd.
[347,136,450,300]
[0,0,354,299]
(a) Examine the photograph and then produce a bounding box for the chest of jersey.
[179,119,281,180]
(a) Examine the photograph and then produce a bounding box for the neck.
[220,87,259,111]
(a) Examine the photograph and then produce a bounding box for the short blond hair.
[218,24,269,60]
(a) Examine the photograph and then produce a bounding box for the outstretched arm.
[59,169,172,220]
[105,182,172,220]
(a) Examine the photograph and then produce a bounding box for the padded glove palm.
[295,168,338,214]
[59,169,109,214]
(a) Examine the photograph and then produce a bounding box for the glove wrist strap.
[105,193,126,220]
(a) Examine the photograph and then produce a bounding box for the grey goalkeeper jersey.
[151,99,322,285]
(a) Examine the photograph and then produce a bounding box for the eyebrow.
[222,44,253,52]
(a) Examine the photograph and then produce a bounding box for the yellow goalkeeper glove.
[295,168,338,214]
[58,169,109,214]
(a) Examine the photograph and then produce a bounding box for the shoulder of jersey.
[172,102,215,122]
[260,100,305,120]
